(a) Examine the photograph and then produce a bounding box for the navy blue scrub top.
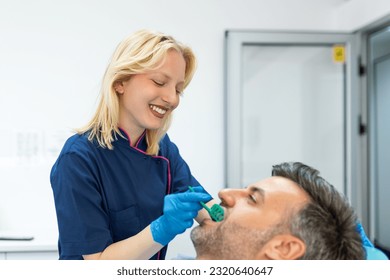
[50,129,200,260]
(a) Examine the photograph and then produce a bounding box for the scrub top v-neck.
[50,129,200,259]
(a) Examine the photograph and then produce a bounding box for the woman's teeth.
[150,105,167,115]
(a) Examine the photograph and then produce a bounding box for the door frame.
[224,30,361,211]
[360,20,390,248]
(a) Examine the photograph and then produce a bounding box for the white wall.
[0,0,389,259]
[333,0,390,31]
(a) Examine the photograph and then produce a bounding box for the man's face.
[190,176,310,259]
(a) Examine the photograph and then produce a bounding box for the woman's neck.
[118,125,145,147]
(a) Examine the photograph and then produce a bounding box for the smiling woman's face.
[190,176,310,259]
[115,49,186,142]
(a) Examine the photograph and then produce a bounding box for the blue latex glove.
[150,186,212,246]
[356,222,374,247]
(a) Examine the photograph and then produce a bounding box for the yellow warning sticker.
[333,45,345,63]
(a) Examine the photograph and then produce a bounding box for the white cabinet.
[0,231,58,260]
[5,251,58,260]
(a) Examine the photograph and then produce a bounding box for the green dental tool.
[188,186,224,222]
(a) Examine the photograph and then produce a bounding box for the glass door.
[225,31,360,206]
[241,44,344,190]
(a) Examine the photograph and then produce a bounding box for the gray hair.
[272,162,365,259]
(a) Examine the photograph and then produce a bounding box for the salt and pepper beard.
[190,220,286,259]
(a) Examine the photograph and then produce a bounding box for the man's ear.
[259,235,306,260]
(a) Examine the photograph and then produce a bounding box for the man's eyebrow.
[247,185,265,203]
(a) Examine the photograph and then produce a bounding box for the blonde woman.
[50,30,214,260]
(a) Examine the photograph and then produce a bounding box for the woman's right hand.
[150,186,212,246]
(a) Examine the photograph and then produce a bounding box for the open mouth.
[149,104,168,118]
[202,213,226,226]
[201,218,215,226]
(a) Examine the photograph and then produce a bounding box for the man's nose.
[218,188,246,207]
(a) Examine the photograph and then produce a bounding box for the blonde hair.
[77,29,197,155]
